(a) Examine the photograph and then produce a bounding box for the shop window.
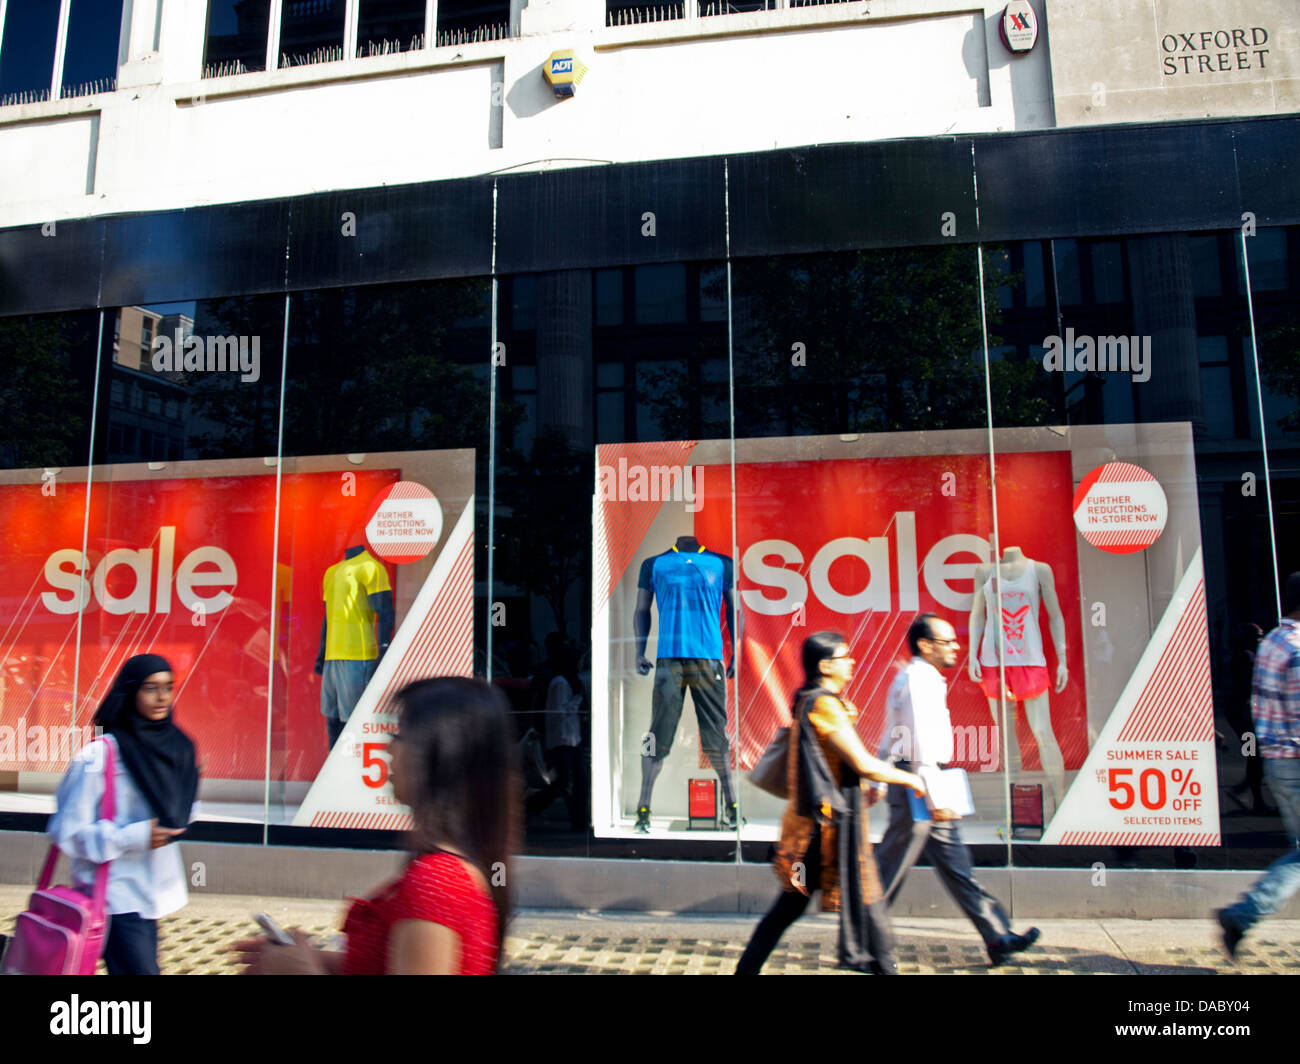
[0,0,124,106]
[1247,227,1289,292]
[1090,240,1125,304]
[595,269,623,326]
[1053,239,1083,306]
[358,0,426,56]
[1023,241,1046,307]
[699,266,727,322]
[634,264,686,324]
[204,0,272,76]
[511,275,537,332]
[1188,234,1223,298]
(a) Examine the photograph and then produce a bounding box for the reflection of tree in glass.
[495,429,591,639]
[180,296,286,459]
[0,314,93,468]
[1257,307,1300,432]
[691,247,1050,436]
[284,282,496,455]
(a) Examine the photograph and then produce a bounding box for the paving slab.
[3,885,1297,975]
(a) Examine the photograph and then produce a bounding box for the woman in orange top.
[736,631,925,975]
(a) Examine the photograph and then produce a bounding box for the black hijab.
[93,654,199,830]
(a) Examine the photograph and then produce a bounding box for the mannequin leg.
[638,755,665,810]
[1022,692,1065,803]
[986,697,1019,773]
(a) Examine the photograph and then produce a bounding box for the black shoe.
[987,927,1040,967]
[634,805,651,833]
[1215,909,1244,960]
[719,802,740,829]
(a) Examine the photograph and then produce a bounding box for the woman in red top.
[234,677,518,975]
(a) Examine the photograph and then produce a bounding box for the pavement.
[3,884,1299,974]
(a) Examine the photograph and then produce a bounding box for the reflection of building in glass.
[108,308,189,462]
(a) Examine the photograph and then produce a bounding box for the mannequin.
[968,546,1068,805]
[316,543,395,748]
[632,535,743,831]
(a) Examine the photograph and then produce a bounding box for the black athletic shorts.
[647,657,729,764]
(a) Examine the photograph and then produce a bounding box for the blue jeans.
[1223,758,1300,931]
[104,912,159,975]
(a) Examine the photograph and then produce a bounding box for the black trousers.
[104,912,160,976]
[875,780,1012,947]
[735,825,896,975]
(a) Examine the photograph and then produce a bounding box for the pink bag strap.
[37,736,117,900]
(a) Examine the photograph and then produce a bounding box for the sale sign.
[693,451,1088,778]
[1042,550,1219,845]
[0,453,474,816]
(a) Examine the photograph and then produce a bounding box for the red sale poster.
[693,451,1087,776]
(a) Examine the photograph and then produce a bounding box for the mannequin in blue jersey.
[632,535,743,831]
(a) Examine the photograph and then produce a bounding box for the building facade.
[1,0,1298,877]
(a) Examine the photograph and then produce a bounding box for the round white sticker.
[364,482,443,564]
[1072,462,1167,554]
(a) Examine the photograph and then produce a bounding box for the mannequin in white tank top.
[968,546,1069,806]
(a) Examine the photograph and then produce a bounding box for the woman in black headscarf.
[48,653,200,974]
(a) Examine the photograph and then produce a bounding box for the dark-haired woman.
[235,676,518,975]
[736,632,925,975]
[48,653,200,975]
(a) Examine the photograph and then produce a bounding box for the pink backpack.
[3,739,117,975]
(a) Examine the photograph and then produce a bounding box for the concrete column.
[1129,233,1205,433]
[535,269,593,452]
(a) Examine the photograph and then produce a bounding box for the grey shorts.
[320,658,377,722]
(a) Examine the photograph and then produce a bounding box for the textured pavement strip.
[2,886,1298,975]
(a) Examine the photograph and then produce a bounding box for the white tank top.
[978,563,1046,667]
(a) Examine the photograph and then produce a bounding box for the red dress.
[341,851,499,974]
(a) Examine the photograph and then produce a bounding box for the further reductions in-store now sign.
[0,455,473,831]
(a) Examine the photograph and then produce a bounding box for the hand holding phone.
[253,912,296,946]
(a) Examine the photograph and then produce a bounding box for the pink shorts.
[978,664,1049,702]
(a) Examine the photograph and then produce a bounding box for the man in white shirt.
[872,614,1040,967]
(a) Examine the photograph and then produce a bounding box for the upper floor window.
[0,0,125,106]
[204,0,510,77]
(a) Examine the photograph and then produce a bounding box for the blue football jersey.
[638,546,733,659]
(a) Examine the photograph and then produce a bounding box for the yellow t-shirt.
[322,550,392,660]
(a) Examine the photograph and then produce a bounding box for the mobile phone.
[253,912,296,946]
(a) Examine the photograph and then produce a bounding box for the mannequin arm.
[369,590,395,654]
[633,588,653,674]
[1036,562,1068,692]
[315,619,327,674]
[968,563,989,682]
[722,587,743,678]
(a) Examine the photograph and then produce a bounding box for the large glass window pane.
[82,297,286,836]
[435,0,512,45]
[279,0,346,68]
[0,310,99,817]
[204,0,271,76]
[988,231,1266,873]
[0,0,60,104]
[269,278,490,833]
[729,247,999,852]
[358,0,426,57]
[60,0,125,98]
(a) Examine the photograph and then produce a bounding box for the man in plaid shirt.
[1216,572,1300,958]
